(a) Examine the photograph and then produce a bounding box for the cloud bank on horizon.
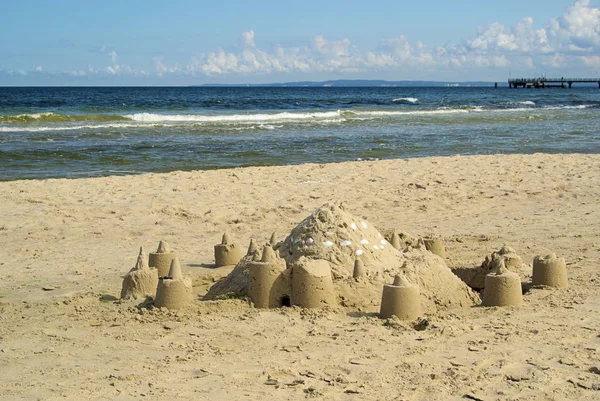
[2,0,600,84]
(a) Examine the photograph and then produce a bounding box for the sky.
[1,0,599,85]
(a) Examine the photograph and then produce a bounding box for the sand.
[1,154,599,400]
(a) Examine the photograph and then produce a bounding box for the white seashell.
[351,223,357,230]
[380,239,387,245]
[360,239,370,245]
[355,249,364,256]
[323,241,334,247]
[361,221,368,229]
[306,238,314,245]
[373,245,379,250]
[324,231,333,237]
[378,233,382,238]
[340,240,351,247]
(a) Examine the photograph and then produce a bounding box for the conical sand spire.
[261,245,276,262]
[390,232,401,250]
[393,274,411,287]
[168,257,183,280]
[157,240,170,253]
[247,239,258,255]
[135,246,149,271]
[269,232,277,246]
[353,257,366,279]
[222,232,233,245]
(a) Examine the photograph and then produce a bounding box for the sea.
[1,86,599,181]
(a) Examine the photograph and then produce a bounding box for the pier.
[508,77,600,88]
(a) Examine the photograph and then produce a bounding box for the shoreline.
[1,153,599,399]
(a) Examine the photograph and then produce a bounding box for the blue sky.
[1,0,599,85]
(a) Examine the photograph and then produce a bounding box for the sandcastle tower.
[214,233,244,267]
[247,239,258,255]
[269,232,278,246]
[291,257,336,308]
[532,253,568,289]
[149,240,176,277]
[482,258,523,307]
[353,257,366,279]
[154,257,193,309]
[390,233,402,250]
[120,247,159,300]
[379,275,422,320]
[422,236,445,259]
[248,245,288,308]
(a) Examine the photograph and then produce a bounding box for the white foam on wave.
[125,111,342,123]
[0,123,142,133]
[392,97,419,104]
[517,101,536,106]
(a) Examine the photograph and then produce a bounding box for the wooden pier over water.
[508,77,600,88]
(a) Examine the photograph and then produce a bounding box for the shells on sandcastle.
[205,202,478,313]
[532,253,568,289]
[291,257,336,308]
[482,257,523,307]
[248,245,288,308]
[379,275,422,320]
[120,246,159,300]
[154,257,193,309]
[353,257,366,279]
[422,236,445,259]
[453,245,530,290]
[214,232,244,267]
[148,240,176,277]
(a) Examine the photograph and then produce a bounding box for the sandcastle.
[214,233,244,267]
[379,275,422,320]
[532,253,568,289]
[422,236,445,259]
[481,257,523,307]
[148,240,176,277]
[453,245,530,290]
[206,202,479,312]
[388,231,418,251]
[248,245,288,308]
[120,247,159,300]
[154,257,193,309]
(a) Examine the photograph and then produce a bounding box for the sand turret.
[482,258,523,307]
[247,239,258,256]
[269,232,278,246]
[148,240,176,277]
[154,257,193,309]
[291,257,336,308]
[214,232,244,267]
[248,245,288,308]
[379,275,422,320]
[390,232,402,250]
[352,257,366,279]
[120,247,159,300]
[532,253,568,289]
[453,245,531,290]
[422,236,446,259]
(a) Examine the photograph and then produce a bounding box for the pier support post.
[568,82,572,88]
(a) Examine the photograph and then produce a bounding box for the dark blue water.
[1,86,599,180]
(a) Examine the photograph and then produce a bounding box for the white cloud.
[9,0,600,81]
[242,30,255,47]
[109,51,118,64]
[35,66,42,72]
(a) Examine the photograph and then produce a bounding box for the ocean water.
[1,86,599,180]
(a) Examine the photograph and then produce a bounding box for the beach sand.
[1,154,599,400]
